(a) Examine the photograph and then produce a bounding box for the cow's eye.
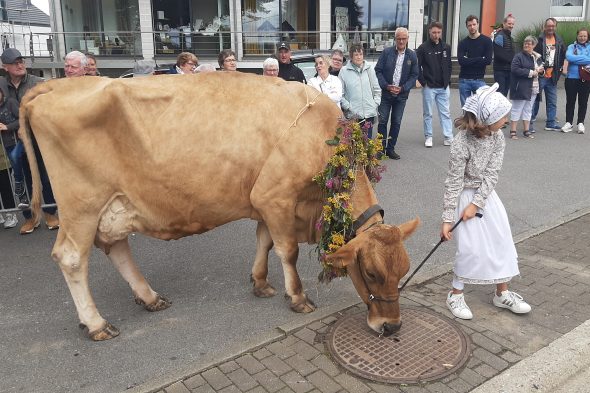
[365,271,376,281]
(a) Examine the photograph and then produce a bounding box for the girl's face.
[577,31,588,44]
[489,115,507,132]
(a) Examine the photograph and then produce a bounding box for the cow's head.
[325,218,419,336]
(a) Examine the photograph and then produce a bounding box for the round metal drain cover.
[326,307,471,384]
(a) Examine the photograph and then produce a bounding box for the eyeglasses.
[224,58,237,63]
[186,62,197,67]
[8,59,25,65]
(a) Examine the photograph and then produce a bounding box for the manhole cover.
[326,307,471,384]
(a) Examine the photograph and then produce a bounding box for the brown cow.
[20,73,419,340]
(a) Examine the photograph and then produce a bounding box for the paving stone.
[282,335,300,347]
[471,333,503,354]
[236,354,267,375]
[499,350,522,363]
[472,348,509,372]
[268,341,298,360]
[285,354,319,376]
[295,328,318,346]
[246,387,269,393]
[307,320,326,331]
[280,370,314,393]
[183,374,206,390]
[262,355,294,376]
[253,369,288,393]
[322,316,337,325]
[276,387,296,393]
[253,348,273,360]
[191,384,216,393]
[219,361,241,374]
[424,382,456,393]
[305,370,342,393]
[367,382,402,393]
[332,373,371,393]
[164,381,191,393]
[480,330,518,351]
[446,377,473,393]
[310,354,341,377]
[227,368,259,391]
[399,385,428,392]
[473,363,499,378]
[202,368,233,390]
[458,368,486,386]
[291,340,322,360]
[218,385,242,393]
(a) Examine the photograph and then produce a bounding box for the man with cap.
[276,42,306,83]
[0,48,59,234]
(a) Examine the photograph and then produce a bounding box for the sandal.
[523,130,535,139]
[510,131,518,140]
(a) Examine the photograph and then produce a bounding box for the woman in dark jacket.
[509,36,544,139]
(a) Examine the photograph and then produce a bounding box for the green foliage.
[513,20,590,48]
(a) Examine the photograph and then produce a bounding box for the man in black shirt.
[277,42,306,83]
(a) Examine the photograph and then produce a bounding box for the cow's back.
[22,73,341,237]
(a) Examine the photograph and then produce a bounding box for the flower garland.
[313,120,385,283]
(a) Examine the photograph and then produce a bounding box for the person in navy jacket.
[375,27,419,160]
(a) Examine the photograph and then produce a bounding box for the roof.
[2,0,50,27]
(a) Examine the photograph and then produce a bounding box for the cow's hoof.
[79,322,120,341]
[135,294,172,312]
[253,283,277,298]
[289,295,316,313]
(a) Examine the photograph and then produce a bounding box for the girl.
[442,83,531,320]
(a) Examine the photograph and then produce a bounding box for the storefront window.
[241,0,318,56]
[551,0,586,20]
[152,0,231,57]
[61,0,141,57]
[331,0,408,54]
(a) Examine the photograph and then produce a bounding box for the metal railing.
[4,29,421,62]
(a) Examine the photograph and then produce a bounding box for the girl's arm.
[442,136,468,223]
[472,133,505,209]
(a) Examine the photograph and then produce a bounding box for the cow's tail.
[18,100,43,222]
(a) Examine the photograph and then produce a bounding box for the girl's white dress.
[442,130,519,284]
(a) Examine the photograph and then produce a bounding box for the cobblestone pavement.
[151,214,590,393]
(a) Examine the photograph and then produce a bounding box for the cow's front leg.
[52,227,119,341]
[275,239,316,313]
[251,221,277,298]
[106,238,171,312]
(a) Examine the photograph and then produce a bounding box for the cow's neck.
[350,169,382,233]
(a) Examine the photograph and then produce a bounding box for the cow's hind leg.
[251,221,277,298]
[106,238,171,312]
[52,227,120,341]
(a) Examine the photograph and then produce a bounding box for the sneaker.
[44,213,59,230]
[446,291,473,320]
[3,213,18,228]
[578,123,585,134]
[443,138,453,146]
[17,193,30,210]
[20,218,40,235]
[561,122,573,133]
[529,123,536,134]
[545,124,561,131]
[493,290,531,314]
[424,137,433,148]
[386,150,401,160]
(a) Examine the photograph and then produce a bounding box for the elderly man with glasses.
[262,57,279,76]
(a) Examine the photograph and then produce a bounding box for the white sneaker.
[446,291,473,320]
[561,122,573,132]
[493,290,531,314]
[443,138,453,146]
[578,123,585,134]
[3,213,18,229]
[425,137,433,148]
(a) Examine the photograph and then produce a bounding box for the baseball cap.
[277,42,290,51]
[1,48,25,64]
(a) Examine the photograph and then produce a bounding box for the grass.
[513,20,590,48]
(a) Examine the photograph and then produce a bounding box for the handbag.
[580,64,590,82]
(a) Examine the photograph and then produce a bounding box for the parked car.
[119,63,174,78]
[289,50,347,80]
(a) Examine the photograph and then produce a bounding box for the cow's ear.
[397,217,420,241]
[324,235,363,268]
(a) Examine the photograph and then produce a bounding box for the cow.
[20,72,419,341]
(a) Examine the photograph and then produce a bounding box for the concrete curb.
[471,320,590,393]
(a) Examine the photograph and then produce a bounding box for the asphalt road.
[1,84,589,393]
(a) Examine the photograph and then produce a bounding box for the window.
[550,0,586,20]
[61,0,141,57]
[458,0,481,41]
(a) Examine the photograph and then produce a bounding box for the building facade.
[15,0,590,76]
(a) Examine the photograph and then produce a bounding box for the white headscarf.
[462,83,512,125]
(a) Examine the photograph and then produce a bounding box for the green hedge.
[513,21,590,49]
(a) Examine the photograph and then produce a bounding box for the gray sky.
[31,0,49,15]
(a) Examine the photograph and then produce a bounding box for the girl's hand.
[441,222,454,241]
[461,203,479,220]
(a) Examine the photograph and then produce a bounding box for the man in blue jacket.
[375,27,419,160]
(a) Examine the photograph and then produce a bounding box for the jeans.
[422,86,453,140]
[494,69,511,97]
[458,79,487,106]
[5,142,25,183]
[564,78,590,125]
[532,77,558,127]
[21,142,57,219]
[377,94,407,153]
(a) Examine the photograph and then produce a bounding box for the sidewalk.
[138,213,590,393]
